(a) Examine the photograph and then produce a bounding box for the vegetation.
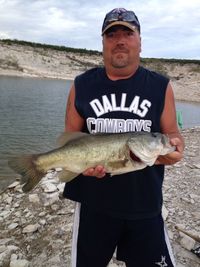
[0,39,101,56]
[140,57,200,65]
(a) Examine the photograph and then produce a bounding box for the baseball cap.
[102,8,140,35]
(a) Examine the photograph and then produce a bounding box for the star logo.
[155,255,168,267]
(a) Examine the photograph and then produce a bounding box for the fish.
[8,131,175,192]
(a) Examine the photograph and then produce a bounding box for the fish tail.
[8,155,45,192]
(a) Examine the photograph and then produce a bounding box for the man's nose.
[115,34,126,44]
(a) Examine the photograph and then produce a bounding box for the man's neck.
[105,64,139,81]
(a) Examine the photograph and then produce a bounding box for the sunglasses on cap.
[102,8,140,34]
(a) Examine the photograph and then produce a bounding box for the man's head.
[102,8,141,78]
[102,8,140,35]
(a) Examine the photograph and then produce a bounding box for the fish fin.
[58,170,78,182]
[159,145,175,155]
[57,132,88,147]
[8,155,45,192]
[144,158,157,166]
[107,159,129,169]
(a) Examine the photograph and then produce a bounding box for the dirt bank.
[0,41,200,103]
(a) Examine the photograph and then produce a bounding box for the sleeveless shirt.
[63,66,169,220]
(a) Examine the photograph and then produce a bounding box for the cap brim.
[102,21,137,35]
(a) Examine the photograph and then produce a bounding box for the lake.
[0,76,200,190]
[0,76,71,190]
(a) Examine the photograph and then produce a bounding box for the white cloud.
[0,0,199,58]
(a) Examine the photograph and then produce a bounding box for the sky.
[0,0,200,59]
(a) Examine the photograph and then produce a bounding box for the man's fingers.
[83,165,106,178]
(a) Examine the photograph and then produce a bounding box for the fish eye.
[151,133,157,138]
[161,135,167,145]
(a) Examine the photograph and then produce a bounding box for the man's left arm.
[156,83,185,165]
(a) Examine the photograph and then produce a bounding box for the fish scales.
[8,132,174,192]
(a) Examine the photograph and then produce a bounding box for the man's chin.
[111,60,128,68]
[111,56,129,68]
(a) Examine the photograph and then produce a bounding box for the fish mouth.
[129,150,142,163]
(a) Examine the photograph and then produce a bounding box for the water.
[175,101,200,129]
[0,76,200,190]
[0,76,71,190]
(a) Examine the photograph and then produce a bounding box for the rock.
[180,235,196,251]
[8,223,19,230]
[0,238,13,245]
[168,230,174,240]
[5,196,13,204]
[10,259,30,267]
[10,253,18,261]
[38,211,46,217]
[57,183,65,192]
[42,183,57,193]
[162,205,169,220]
[22,224,40,234]
[193,163,200,169]
[28,194,40,203]
[41,182,58,193]
[51,204,59,211]
[7,245,19,252]
[176,264,187,267]
[109,263,123,267]
[43,192,59,206]
[0,250,11,267]
[39,219,46,226]
[8,181,20,189]
[13,203,20,208]
[192,212,200,220]
[0,245,6,253]
[0,209,12,218]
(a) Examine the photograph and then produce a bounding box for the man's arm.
[65,84,106,177]
[65,84,85,132]
[156,83,185,165]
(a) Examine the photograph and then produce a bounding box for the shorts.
[71,203,176,267]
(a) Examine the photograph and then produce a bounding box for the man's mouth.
[113,48,128,54]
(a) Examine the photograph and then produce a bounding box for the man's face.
[102,26,141,69]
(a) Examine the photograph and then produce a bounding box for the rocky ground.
[0,41,200,266]
[0,127,200,267]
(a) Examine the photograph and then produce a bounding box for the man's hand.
[83,165,107,178]
[156,134,184,165]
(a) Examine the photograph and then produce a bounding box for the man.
[63,8,184,267]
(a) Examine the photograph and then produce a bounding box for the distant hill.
[0,39,200,102]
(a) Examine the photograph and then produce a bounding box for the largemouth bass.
[8,131,174,192]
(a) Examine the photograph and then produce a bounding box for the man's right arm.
[65,84,84,132]
[65,84,106,178]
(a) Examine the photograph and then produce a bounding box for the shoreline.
[0,41,200,103]
[0,71,74,81]
[1,70,200,103]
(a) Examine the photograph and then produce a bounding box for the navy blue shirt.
[63,66,169,219]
